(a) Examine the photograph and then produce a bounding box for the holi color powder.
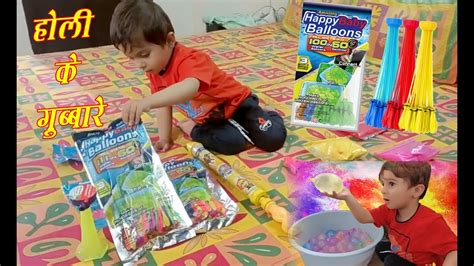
[346,178,383,210]
[286,159,352,220]
[421,162,458,234]
[284,157,317,182]
[293,191,324,221]
[288,177,329,221]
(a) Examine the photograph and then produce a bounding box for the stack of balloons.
[365,18,401,128]
[382,20,419,130]
[302,228,374,253]
[366,17,438,134]
[398,21,438,133]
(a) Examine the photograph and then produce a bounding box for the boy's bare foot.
[177,119,197,137]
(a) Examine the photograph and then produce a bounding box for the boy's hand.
[154,138,173,152]
[325,187,374,224]
[122,99,151,126]
[323,187,352,201]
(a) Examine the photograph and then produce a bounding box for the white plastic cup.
[289,210,384,266]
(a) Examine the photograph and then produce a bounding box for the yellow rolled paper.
[185,142,268,205]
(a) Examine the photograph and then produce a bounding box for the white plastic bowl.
[289,210,384,266]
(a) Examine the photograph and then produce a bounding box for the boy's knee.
[383,253,414,266]
[257,133,286,152]
[255,124,287,152]
[375,241,391,262]
[210,143,248,155]
[375,241,388,253]
[204,134,249,155]
[383,255,401,266]
[252,111,287,152]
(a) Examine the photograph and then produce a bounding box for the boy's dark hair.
[110,0,174,52]
[379,161,431,199]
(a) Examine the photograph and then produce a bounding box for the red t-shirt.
[370,204,457,265]
[146,43,252,124]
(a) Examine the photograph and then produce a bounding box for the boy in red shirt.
[109,0,286,155]
[325,161,457,266]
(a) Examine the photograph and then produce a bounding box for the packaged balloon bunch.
[163,158,238,233]
[73,119,193,263]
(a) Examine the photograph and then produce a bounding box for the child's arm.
[154,106,173,152]
[122,77,200,126]
[324,188,374,224]
[145,77,200,109]
[442,250,457,266]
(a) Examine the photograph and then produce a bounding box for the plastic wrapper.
[304,137,368,161]
[331,119,386,140]
[63,181,108,229]
[374,139,439,161]
[163,158,238,233]
[73,118,193,263]
[300,82,343,105]
[53,143,81,163]
[319,65,352,87]
[317,63,355,83]
[187,142,289,233]
[349,122,386,140]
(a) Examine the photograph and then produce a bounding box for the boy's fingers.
[134,106,141,125]
[135,104,141,124]
[156,145,169,153]
[164,143,173,152]
[129,103,137,126]
[132,106,140,125]
[122,104,130,123]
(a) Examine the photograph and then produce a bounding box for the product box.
[291,2,372,132]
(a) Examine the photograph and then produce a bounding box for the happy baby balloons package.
[73,118,193,263]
